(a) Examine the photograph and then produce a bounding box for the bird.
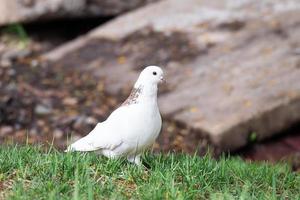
[65,66,164,165]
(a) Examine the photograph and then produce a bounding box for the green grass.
[1,23,29,49]
[0,145,299,199]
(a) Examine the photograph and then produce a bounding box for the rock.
[1,49,31,69]
[5,83,17,91]
[34,104,52,115]
[36,120,45,127]
[85,116,97,125]
[0,59,12,68]
[1,49,31,61]
[73,115,86,130]
[56,115,77,126]
[44,0,300,151]
[53,129,63,139]
[0,126,13,137]
[29,128,38,136]
[62,97,78,106]
[0,0,158,26]
[7,69,16,76]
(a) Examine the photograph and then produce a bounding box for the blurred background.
[0,0,299,170]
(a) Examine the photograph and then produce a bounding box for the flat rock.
[44,0,300,151]
[0,0,157,26]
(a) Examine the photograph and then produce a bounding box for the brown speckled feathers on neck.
[122,87,143,106]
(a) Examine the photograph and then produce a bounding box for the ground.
[0,23,300,170]
[0,25,210,155]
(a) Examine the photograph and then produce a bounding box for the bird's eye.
[153,71,157,75]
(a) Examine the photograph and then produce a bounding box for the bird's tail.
[64,136,97,152]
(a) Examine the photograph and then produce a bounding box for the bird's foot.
[127,155,142,166]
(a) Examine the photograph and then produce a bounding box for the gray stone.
[85,116,97,125]
[0,59,12,68]
[44,0,300,151]
[0,126,13,137]
[2,49,31,61]
[0,0,158,26]
[53,129,64,139]
[34,104,52,115]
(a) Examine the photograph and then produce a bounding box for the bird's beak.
[160,76,166,84]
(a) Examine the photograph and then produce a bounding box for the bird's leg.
[99,150,119,159]
[127,154,141,166]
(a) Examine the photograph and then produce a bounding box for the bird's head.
[134,66,165,88]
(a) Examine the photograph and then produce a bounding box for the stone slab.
[0,0,157,26]
[44,0,300,150]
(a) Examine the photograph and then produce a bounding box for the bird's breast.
[120,103,161,148]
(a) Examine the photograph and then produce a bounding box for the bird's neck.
[122,84,158,106]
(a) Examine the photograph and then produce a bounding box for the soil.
[0,55,212,154]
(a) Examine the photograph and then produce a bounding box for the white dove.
[66,66,164,165]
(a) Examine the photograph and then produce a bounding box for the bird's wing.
[65,121,123,152]
[66,105,139,152]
